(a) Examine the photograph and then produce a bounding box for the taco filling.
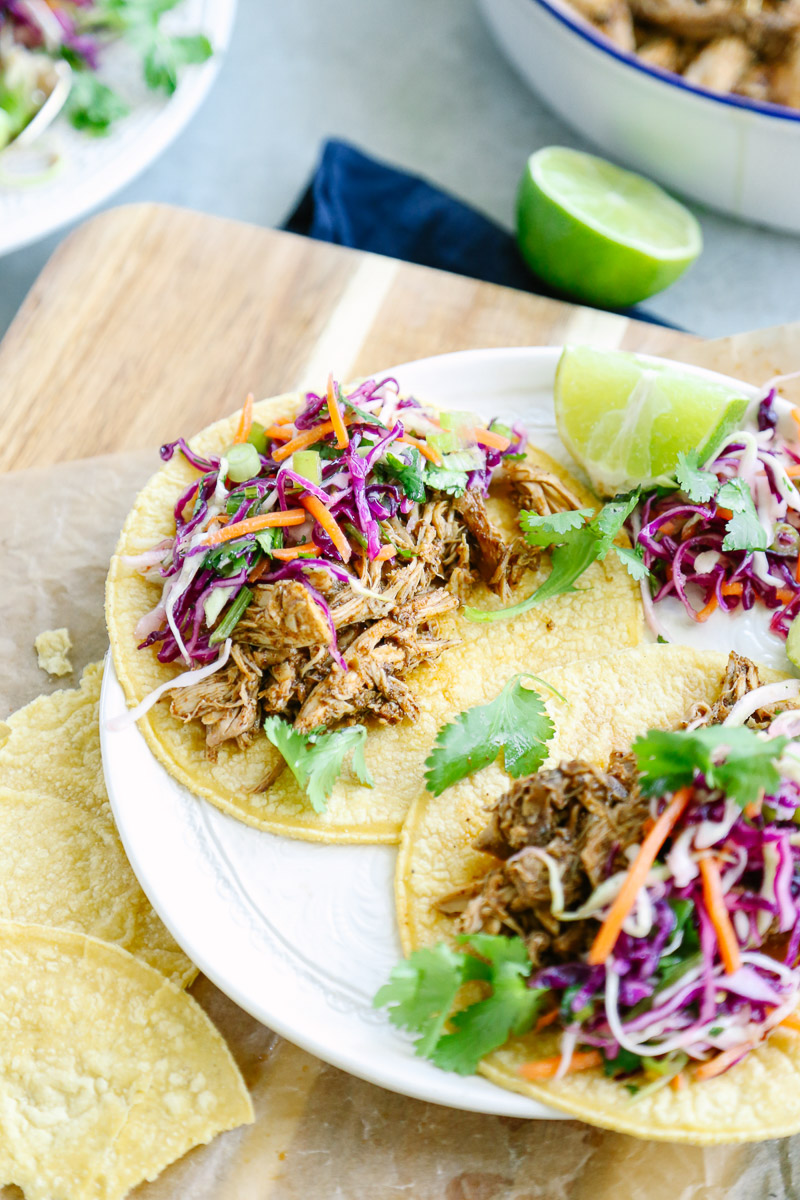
[632,390,800,641]
[126,377,584,761]
[378,652,800,1092]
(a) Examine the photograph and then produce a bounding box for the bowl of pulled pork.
[477,0,800,232]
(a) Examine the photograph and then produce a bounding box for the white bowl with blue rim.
[477,0,800,233]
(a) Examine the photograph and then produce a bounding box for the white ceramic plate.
[100,346,783,1116]
[0,0,235,257]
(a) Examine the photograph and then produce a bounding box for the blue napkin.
[284,139,677,328]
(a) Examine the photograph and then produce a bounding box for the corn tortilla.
[396,644,800,1143]
[0,663,194,985]
[0,921,252,1200]
[106,389,642,843]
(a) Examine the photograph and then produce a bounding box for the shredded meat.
[504,458,585,519]
[686,651,775,730]
[294,589,460,732]
[233,580,331,649]
[170,644,263,759]
[440,755,649,968]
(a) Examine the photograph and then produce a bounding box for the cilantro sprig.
[374,933,547,1074]
[633,725,788,809]
[465,490,644,623]
[673,450,767,553]
[375,446,470,501]
[62,0,213,136]
[264,717,374,813]
[424,674,557,797]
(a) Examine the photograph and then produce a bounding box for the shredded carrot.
[781,1012,800,1033]
[375,544,397,561]
[273,417,351,463]
[327,373,350,450]
[658,519,680,538]
[791,407,800,433]
[786,464,800,478]
[588,786,693,966]
[471,426,512,452]
[248,558,270,582]
[270,544,319,561]
[233,393,254,444]
[694,1043,753,1081]
[744,797,763,820]
[778,588,797,605]
[202,508,306,546]
[534,1008,561,1032]
[670,1071,686,1092]
[398,434,443,466]
[699,856,741,975]
[696,594,719,623]
[519,1050,602,1080]
[795,552,800,584]
[300,493,351,562]
[720,582,743,597]
[264,423,294,443]
[717,506,733,521]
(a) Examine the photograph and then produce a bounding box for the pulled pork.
[440,755,648,968]
[441,651,777,969]
[170,460,579,757]
[685,650,776,731]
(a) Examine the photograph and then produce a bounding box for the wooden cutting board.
[1,202,798,475]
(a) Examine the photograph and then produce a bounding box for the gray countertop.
[2,0,800,342]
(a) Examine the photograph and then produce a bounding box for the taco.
[106,375,641,843]
[383,644,800,1142]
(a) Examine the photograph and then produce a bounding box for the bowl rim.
[525,0,800,125]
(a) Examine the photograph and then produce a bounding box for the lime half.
[517,147,702,308]
[554,346,750,496]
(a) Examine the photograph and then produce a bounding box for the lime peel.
[517,147,702,308]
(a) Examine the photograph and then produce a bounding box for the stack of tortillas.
[0,663,253,1199]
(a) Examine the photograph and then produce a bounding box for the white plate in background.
[0,0,235,256]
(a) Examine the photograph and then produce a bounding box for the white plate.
[100,346,780,1116]
[0,0,235,257]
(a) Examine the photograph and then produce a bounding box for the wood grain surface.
[0,203,702,473]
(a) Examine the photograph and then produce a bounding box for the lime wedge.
[517,147,702,308]
[554,346,750,496]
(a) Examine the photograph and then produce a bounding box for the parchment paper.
[4,409,800,1198]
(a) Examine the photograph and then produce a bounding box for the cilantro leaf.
[465,491,640,623]
[434,937,542,1074]
[66,73,129,134]
[375,934,547,1075]
[376,448,427,502]
[424,464,469,497]
[717,479,767,552]
[143,33,213,94]
[78,0,212,99]
[612,543,650,582]
[255,526,284,553]
[518,508,593,548]
[633,725,788,808]
[675,450,719,503]
[603,1047,643,1077]
[263,717,373,813]
[374,943,486,1057]
[424,675,556,796]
